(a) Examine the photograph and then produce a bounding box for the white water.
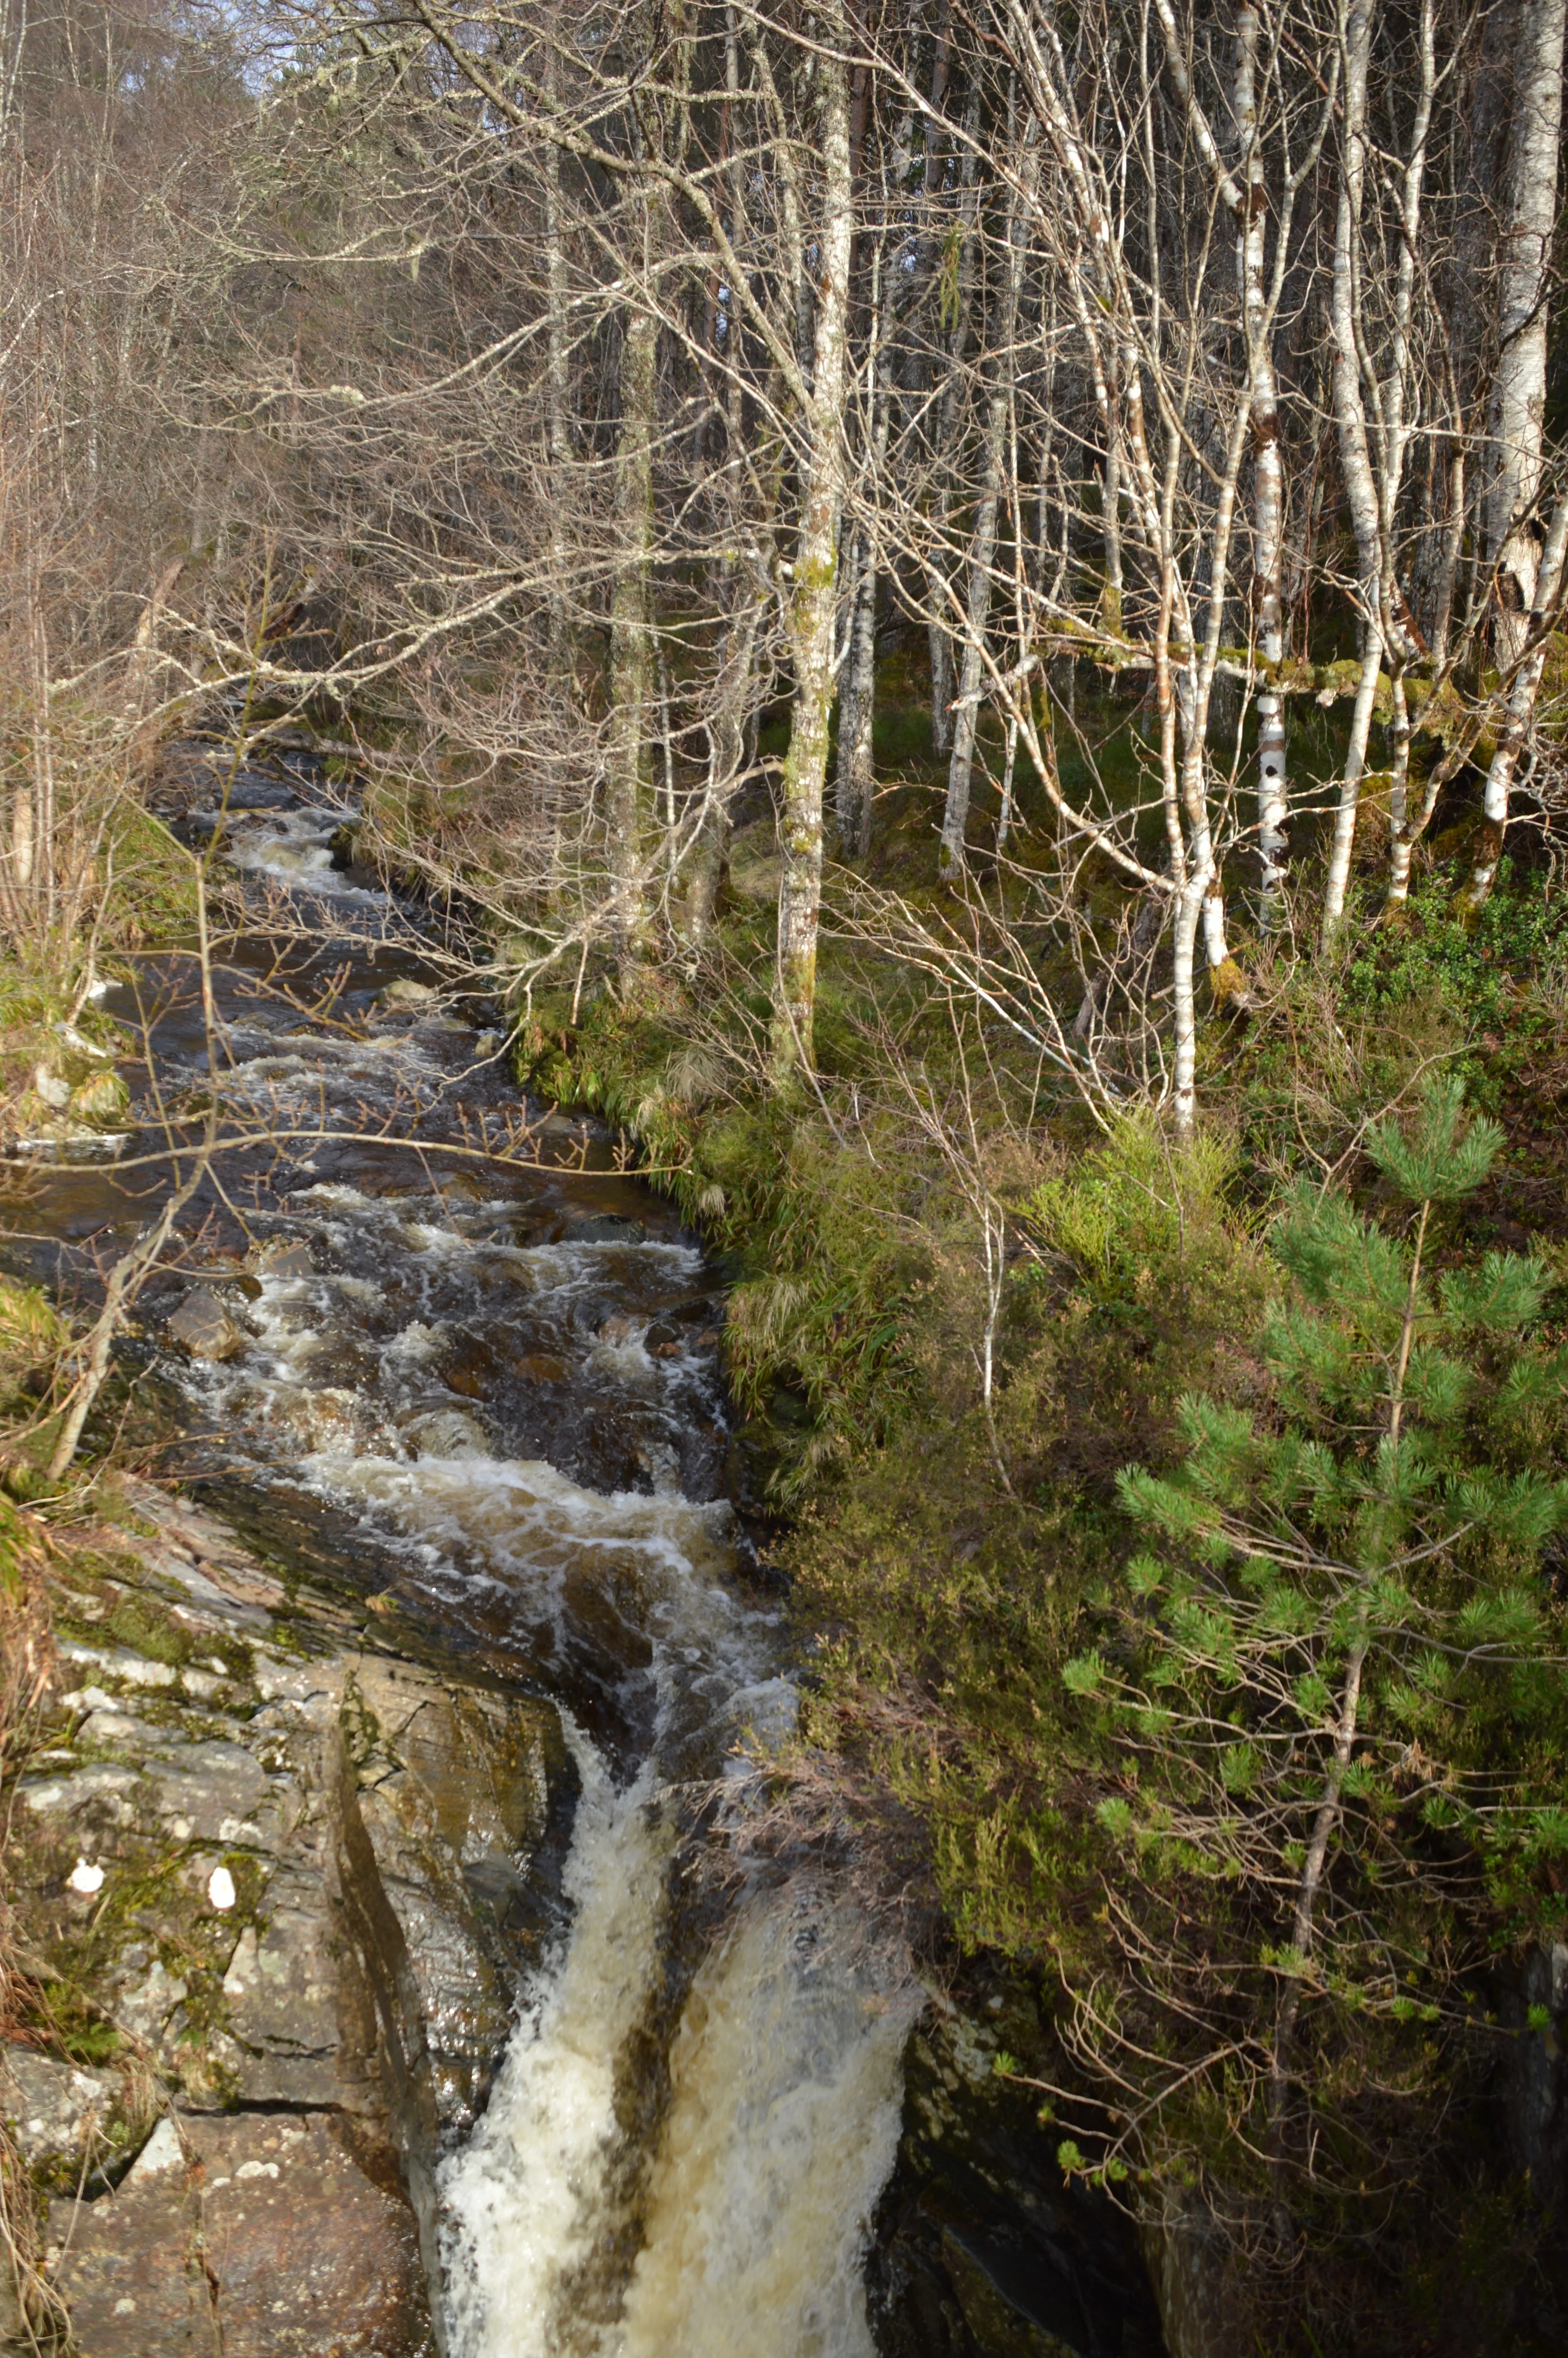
[439,1732,672,2358]
[618,1895,917,2358]
[153,824,918,2357]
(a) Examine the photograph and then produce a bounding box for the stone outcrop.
[50,2112,433,2358]
[2,1477,574,2356]
[869,1997,1167,2358]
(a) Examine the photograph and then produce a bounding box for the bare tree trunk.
[773,11,854,1076]
[1483,0,1567,659]
[1457,485,1568,912]
[1321,0,1380,946]
[607,265,660,966]
[683,568,766,944]
[542,67,573,683]
[1235,7,1289,931]
[1464,0,1568,908]
[837,250,894,861]
[939,114,1039,878]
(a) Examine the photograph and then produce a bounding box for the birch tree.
[1460,0,1568,908]
[771,2,854,1075]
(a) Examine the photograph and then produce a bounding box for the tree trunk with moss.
[772,16,853,1077]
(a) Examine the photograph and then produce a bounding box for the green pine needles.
[1058,1077,1568,2269]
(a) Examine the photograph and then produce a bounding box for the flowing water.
[7,758,920,2356]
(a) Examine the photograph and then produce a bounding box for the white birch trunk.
[1458,486,1568,911]
[837,255,894,861]
[1462,0,1568,908]
[1483,0,1567,665]
[1320,0,1380,946]
[608,285,659,964]
[772,14,854,1076]
[939,121,1039,878]
[1235,9,1289,931]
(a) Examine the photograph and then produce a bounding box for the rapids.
[7,757,920,2356]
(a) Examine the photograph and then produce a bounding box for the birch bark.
[1483,0,1568,660]
[1458,485,1568,911]
[1234,8,1289,931]
[772,10,854,1077]
[939,114,1040,878]
[837,242,894,860]
[607,271,660,965]
[1463,0,1568,908]
[1320,0,1381,946]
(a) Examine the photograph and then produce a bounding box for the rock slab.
[54,2112,435,2356]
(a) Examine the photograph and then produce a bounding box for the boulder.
[10,1475,573,2343]
[165,1289,245,1362]
[244,1239,315,1282]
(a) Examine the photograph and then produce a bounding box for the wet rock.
[0,2046,117,2172]
[336,1658,560,2140]
[869,2012,1165,2358]
[375,977,439,1011]
[244,1238,315,1282]
[442,1330,502,1398]
[53,2112,434,2357]
[564,1213,647,1244]
[1505,1937,1568,2211]
[644,1318,685,1358]
[166,1288,245,1362]
[222,772,300,811]
[401,1407,489,1459]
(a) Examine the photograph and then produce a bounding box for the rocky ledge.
[1,1480,576,2357]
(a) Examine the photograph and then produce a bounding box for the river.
[7,754,919,2355]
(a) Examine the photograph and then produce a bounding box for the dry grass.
[0,1508,72,2353]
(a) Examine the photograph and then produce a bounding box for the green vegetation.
[516,827,1568,2348]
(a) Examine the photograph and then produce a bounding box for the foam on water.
[617,1893,918,2358]
[438,1731,671,2358]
